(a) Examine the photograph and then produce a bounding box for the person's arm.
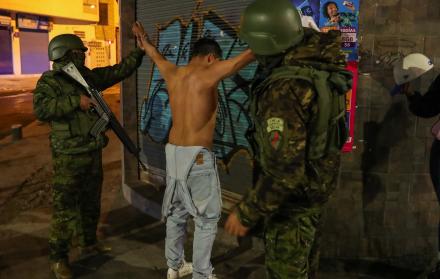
[226,79,315,233]
[33,75,95,121]
[208,49,255,83]
[33,76,80,121]
[133,21,177,83]
[88,22,151,90]
[91,47,145,91]
[405,75,440,118]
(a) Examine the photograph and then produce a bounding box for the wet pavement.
[0,92,35,139]
[0,80,120,139]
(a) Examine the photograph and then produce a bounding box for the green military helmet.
[239,0,304,56]
[48,34,88,61]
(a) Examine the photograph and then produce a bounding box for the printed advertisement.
[318,0,359,62]
[342,61,358,152]
[291,0,320,30]
[291,0,360,152]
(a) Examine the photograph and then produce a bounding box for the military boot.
[51,260,73,279]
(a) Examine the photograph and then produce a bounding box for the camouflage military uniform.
[237,28,351,279]
[33,48,144,261]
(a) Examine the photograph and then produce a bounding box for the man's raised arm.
[209,49,255,82]
[132,21,177,82]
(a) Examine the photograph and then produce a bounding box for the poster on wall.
[316,0,359,152]
[343,61,358,152]
[291,0,320,30]
[318,0,359,62]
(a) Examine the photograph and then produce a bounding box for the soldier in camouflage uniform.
[33,27,145,279]
[225,0,352,278]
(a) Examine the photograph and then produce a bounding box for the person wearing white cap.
[398,53,440,277]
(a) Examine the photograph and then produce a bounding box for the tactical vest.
[251,65,351,160]
[42,71,108,154]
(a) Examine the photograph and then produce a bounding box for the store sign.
[0,15,11,27]
[17,14,49,31]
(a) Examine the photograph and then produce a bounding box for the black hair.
[191,37,222,59]
[322,1,338,19]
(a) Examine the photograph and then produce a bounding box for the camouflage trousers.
[49,149,103,261]
[264,206,322,279]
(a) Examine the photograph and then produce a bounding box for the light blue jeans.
[162,144,222,279]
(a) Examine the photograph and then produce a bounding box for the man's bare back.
[134,22,255,149]
[167,65,219,148]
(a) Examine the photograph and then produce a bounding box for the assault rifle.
[61,62,146,169]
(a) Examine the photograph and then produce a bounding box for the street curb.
[122,182,162,220]
[0,90,34,97]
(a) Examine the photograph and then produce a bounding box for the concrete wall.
[321,0,440,270]
[49,19,98,68]
[95,0,118,65]
[0,0,99,22]
[10,14,20,75]
[50,19,96,42]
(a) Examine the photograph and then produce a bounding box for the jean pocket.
[188,170,219,216]
[188,171,213,202]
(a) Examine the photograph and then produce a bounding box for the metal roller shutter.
[0,27,13,74]
[135,0,256,205]
[19,30,50,74]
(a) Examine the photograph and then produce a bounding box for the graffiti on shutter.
[139,0,258,162]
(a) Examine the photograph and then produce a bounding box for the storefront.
[0,11,13,74]
[17,14,50,74]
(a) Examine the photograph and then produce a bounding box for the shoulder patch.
[266,117,284,133]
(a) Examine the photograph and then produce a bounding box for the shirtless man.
[133,22,254,279]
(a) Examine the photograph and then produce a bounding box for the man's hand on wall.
[132,21,151,51]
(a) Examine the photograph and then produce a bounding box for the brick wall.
[321,0,440,270]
